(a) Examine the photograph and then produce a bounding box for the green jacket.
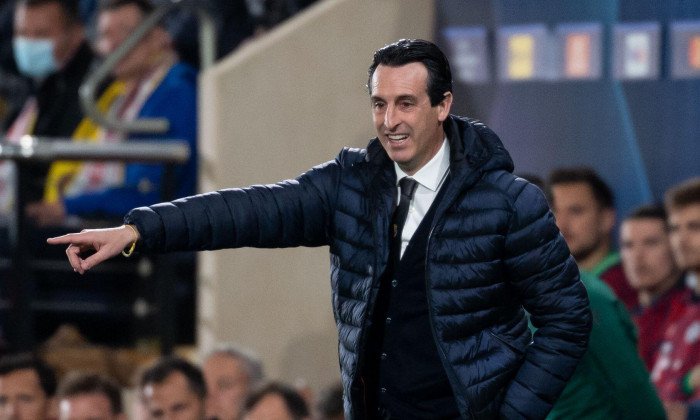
[544,272,665,420]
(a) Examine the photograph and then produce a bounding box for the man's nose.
[632,248,646,265]
[205,394,217,418]
[384,104,399,130]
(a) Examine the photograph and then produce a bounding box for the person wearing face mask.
[0,0,94,212]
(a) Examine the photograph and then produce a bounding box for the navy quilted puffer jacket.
[125,115,591,420]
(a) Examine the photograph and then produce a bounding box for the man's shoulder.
[143,63,197,113]
[336,146,368,167]
[160,62,198,90]
[478,170,545,207]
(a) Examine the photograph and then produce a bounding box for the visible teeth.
[388,135,408,140]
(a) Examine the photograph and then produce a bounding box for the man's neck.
[577,245,611,273]
[123,52,175,90]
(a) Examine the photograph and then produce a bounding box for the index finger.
[47,232,89,245]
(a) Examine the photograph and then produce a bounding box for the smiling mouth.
[387,134,408,142]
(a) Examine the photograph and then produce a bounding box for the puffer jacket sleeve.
[123,155,343,253]
[499,180,592,420]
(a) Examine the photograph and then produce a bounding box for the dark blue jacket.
[125,115,591,419]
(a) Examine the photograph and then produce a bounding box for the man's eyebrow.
[370,94,418,102]
[396,95,418,102]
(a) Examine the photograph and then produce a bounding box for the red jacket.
[651,288,700,401]
[634,280,687,371]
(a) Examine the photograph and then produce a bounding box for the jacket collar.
[363,114,514,184]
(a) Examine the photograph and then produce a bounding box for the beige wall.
[197,0,434,393]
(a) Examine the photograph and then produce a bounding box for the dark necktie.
[391,177,419,258]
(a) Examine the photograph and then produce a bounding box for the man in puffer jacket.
[49,39,591,420]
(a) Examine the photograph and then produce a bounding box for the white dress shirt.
[394,138,451,257]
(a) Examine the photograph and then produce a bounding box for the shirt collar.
[394,138,450,192]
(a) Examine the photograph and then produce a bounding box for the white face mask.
[13,36,58,79]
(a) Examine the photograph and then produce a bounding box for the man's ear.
[437,92,453,122]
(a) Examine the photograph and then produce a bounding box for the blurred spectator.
[242,382,310,420]
[56,372,124,420]
[315,382,343,420]
[547,167,639,311]
[652,178,700,404]
[544,271,665,419]
[519,170,663,417]
[245,0,315,34]
[140,357,206,420]
[161,0,254,68]
[163,0,319,69]
[202,345,263,420]
[620,204,686,371]
[0,0,95,211]
[0,353,57,420]
[25,0,198,225]
[665,400,700,420]
[128,363,151,420]
[0,0,18,75]
[0,0,29,126]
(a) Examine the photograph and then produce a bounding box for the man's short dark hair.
[367,38,452,107]
[57,372,123,414]
[624,204,667,225]
[665,177,700,212]
[140,357,206,399]
[99,0,154,15]
[0,353,57,397]
[316,382,343,420]
[547,167,614,208]
[244,382,309,420]
[16,0,81,25]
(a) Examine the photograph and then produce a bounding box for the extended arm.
[48,157,342,272]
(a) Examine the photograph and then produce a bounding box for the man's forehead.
[371,63,429,93]
[60,393,114,419]
[0,369,42,387]
[145,372,197,401]
[15,2,67,21]
[669,204,700,223]
[621,218,666,236]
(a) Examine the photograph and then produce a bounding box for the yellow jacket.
[43,81,124,203]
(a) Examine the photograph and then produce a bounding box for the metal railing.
[0,0,213,354]
[0,137,191,352]
[0,136,190,162]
